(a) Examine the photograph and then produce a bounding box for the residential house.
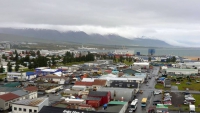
[97,87,136,102]
[39,75,69,84]
[74,81,93,89]
[0,93,20,110]
[92,79,107,90]
[88,91,111,106]
[110,81,139,93]
[24,86,38,99]
[0,87,21,95]
[86,97,101,108]
[11,90,29,100]
[164,79,171,88]
[12,98,49,113]
[122,69,140,75]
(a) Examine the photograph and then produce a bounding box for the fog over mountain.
[0,28,171,47]
[0,1,200,46]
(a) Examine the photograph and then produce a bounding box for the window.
[34,110,37,112]
[14,107,17,110]
[23,108,26,112]
[19,108,22,111]
[5,103,8,106]
[29,109,32,112]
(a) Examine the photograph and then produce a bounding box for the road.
[132,67,160,113]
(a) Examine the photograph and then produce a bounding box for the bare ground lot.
[171,92,184,107]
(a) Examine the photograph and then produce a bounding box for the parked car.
[196,80,200,83]
[153,100,161,103]
[0,108,3,111]
[154,90,162,95]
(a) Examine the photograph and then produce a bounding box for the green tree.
[119,56,124,62]
[15,62,19,72]
[52,55,56,66]
[148,57,151,62]
[63,57,67,64]
[0,65,3,73]
[7,62,12,72]
[36,50,41,56]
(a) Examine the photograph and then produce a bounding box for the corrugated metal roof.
[0,86,21,92]
[12,90,28,96]
[13,98,46,106]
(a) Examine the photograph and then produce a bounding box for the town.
[0,48,199,113]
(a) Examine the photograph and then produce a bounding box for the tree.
[7,62,12,72]
[28,61,33,69]
[36,50,41,56]
[0,65,3,73]
[113,56,117,62]
[63,57,67,64]
[52,55,56,66]
[148,57,151,62]
[119,56,124,63]
[15,62,19,72]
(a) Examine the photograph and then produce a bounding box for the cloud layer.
[0,0,200,47]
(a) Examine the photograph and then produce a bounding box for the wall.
[12,104,38,113]
[28,91,38,99]
[45,86,62,93]
[38,98,49,111]
[119,102,128,113]
[0,99,5,110]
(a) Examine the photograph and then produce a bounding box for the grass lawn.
[155,83,170,90]
[0,74,6,79]
[123,60,133,65]
[21,68,34,72]
[171,78,200,91]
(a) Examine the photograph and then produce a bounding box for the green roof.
[54,104,67,108]
[108,101,127,105]
[156,104,168,109]
[4,82,20,87]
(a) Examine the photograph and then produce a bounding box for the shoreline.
[183,56,200,61]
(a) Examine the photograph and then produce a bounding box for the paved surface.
[130,67,160,113]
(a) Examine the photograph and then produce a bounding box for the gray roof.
[13,98,46,106]
[0,87,21,92]
[97,87,134,101]
[12,90,28,96]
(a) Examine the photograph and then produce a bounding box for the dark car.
[0,108,3,111]
[153,100,161,103]
[163,90,170,93]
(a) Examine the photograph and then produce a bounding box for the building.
[133,62,150,69]
[110,81,139,93]
[39,106,108,113]
[86,97,101,108]
[98,101,128,113]
[97,60,113,65]
[122,69,141,75]
[97,87,136,102]
[88,91,111,106]
[7,72,26,81]
[26,72,36,80]
[11,90,29,100]
[12,98,49,113]
[0,93,20,110]
[0,87,22,95]
[39,75,69,84]
[164,79,171,88]
[92,79,107,90]
[166,68,198,75]
[24,86,38,99]
[148,48,155,55]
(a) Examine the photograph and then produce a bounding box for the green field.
[171,79,200,91]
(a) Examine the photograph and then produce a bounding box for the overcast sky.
[0,0,199,47]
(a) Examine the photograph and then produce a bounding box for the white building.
[133,62,149,69]
[23,86,38,99]
[7,72,26,81]
[12,98,49,113]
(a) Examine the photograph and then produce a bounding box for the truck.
[129,99,138,112]
[189,105,196,113]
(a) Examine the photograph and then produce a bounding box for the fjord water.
[131,47,200,57]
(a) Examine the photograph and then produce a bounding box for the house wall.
[0,99,5,110]
[119,102,128,113]
[45,86,62,94]
[38,98,49,111]
[28,91,38,99]
[12,104,38,113]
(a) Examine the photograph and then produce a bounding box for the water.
[78,47,200,57]
[131,48,200,57]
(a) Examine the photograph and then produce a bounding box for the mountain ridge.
[0,28,172,47]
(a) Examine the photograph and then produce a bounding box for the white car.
[154,90,162,95]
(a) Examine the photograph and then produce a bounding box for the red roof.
[92,79,106,86]
[0,93,19,101]
[75,81,93,86]
[24,86,38,92]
